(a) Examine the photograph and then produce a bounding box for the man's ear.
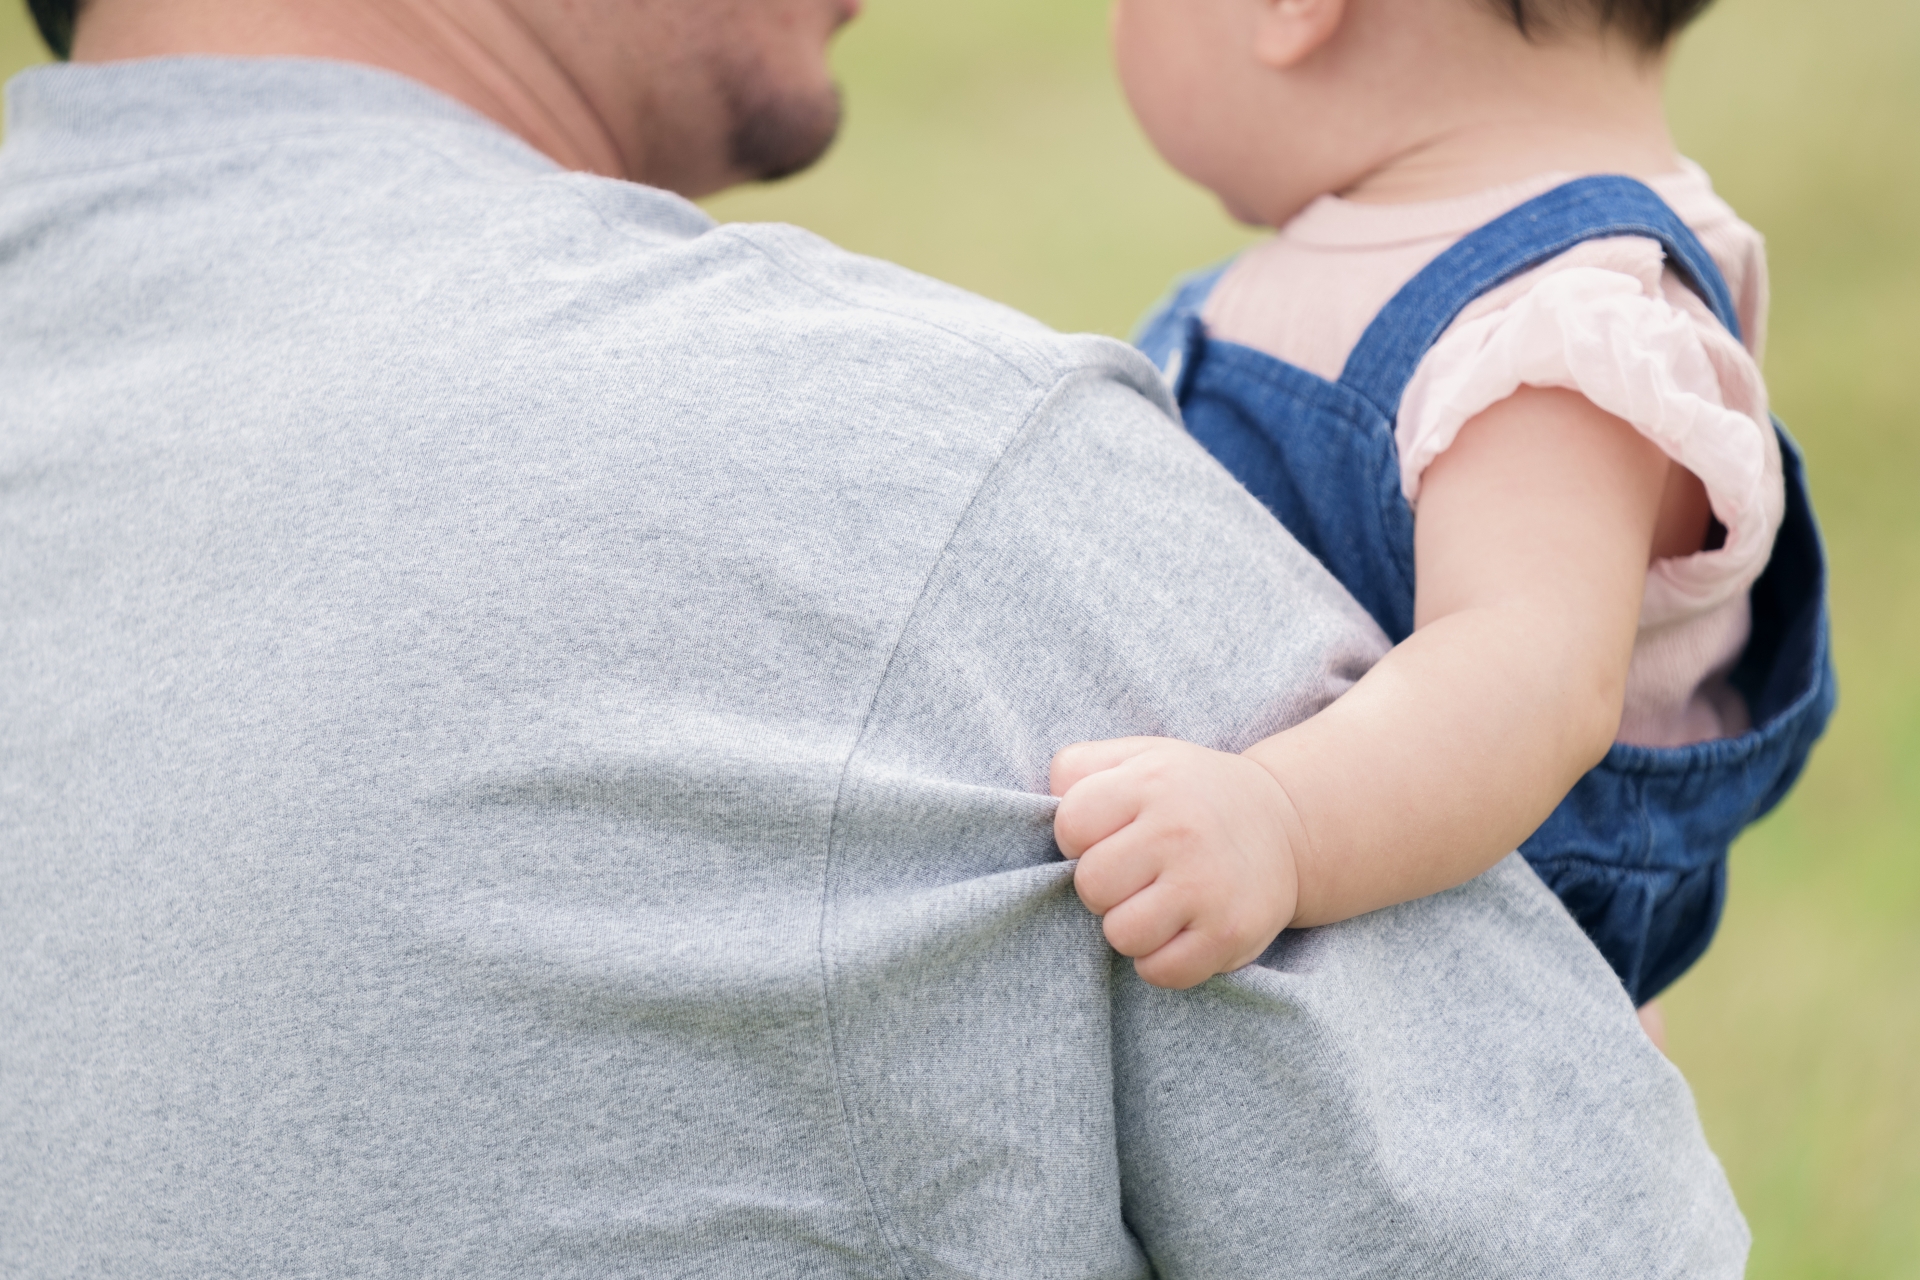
[1252,0,1349,69]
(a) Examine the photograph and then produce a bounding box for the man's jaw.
[70,0,856,194]
[724,78,845,185]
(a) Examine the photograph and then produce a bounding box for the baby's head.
[1117,0,1714,225]
[1481,0,1712,47]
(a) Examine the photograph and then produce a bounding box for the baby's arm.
[1054,385,1703,989]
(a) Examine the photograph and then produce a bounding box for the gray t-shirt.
[0,57,1746,1278]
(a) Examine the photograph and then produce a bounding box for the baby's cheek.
[1110,0,1236,185]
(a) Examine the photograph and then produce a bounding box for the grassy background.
[4,1,1914,1273]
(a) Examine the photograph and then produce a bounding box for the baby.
[1051,0,1836,1026]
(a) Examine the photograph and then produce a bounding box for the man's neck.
[70,0,629,178]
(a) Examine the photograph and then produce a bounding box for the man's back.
[2,57,1746,1278]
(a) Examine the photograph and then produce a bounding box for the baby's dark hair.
[1491,0,1717,50]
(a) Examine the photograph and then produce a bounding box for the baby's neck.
[1339,38,1678,207]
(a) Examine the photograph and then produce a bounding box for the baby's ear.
[1253,0,1349,69]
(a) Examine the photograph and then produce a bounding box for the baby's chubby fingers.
[1049,736,1175,799]
[1096,881,1191,961]
[1068,822,1168,917]
[1118,882,1284,989]
[1050,750,1158,862]
[1133,927,1243,991]
[1049,737,1306,990]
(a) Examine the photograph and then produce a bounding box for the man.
[0,0,1748,1274]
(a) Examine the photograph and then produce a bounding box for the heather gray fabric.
[0,58,1747,1278]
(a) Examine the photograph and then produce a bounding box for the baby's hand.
[1050,737,1302,990]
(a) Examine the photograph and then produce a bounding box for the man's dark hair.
[28,0,75,60]
[1492,0,1716,50]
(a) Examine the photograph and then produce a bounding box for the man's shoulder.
[1,56,1175,449]
[558,177,1175,411]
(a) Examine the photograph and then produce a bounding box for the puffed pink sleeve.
[1394,237,1785,630]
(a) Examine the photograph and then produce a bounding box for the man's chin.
[726,84,845,184]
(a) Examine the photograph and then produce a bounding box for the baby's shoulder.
[1461,164,1769,359]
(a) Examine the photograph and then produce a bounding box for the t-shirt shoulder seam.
[809,362,1130,1261]
[709,226,1058,389]
[565,195,1061,386]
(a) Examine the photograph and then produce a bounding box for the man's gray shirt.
[0,58,1747,1278]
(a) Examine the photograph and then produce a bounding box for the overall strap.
[1336,175,1743,419]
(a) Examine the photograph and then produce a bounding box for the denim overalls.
[1138,177,1837,1003]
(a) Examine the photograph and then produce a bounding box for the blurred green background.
[3,1,1914,1273]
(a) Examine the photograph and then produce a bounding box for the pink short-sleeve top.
[1203,162,1784,748]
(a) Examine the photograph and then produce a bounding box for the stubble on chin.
[721,68,844,183]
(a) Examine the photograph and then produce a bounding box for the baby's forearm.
[1245,600,1622,929]
[1248,386,1667,929]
